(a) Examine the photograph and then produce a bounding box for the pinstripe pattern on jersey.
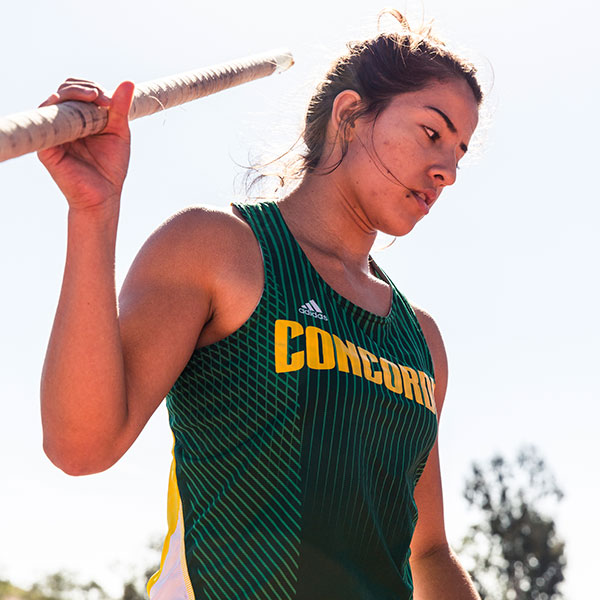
[160,201,438,599]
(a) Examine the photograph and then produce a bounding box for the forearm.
[411,544,480,600]
[41,207,127,474]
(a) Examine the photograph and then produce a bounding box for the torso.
[153,200,439,600]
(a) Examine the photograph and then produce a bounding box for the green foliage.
[0,572,109,600]
[459,446,566,600]
[0,536,162,600]
[120,582,145,600]
[118,536,161,600]
[0,579,32,599]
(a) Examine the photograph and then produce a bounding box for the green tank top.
[150,201,438,600]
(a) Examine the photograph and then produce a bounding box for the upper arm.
[410,306,450,558]
[113,207,238,457]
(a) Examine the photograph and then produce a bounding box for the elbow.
[410,541,454,565]
[42,438,114,476]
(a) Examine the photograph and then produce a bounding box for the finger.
[39,87,111,108]
[103,81,135,135]
[39,92,60,108]
[58,80,107,95]
[37,145,66,168]
[63,77,105,86]
[58,83,111,104]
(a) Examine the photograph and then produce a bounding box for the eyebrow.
[425,105,469,154]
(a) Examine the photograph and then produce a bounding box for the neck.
[278,172,378,271]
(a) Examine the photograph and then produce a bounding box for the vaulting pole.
[0,49,294,163]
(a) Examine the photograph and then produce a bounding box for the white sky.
[1,0,597,597]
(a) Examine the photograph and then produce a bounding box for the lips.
[411,190,430,214]
[410,188,439,213]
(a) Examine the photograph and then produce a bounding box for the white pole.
[0,49,294,163]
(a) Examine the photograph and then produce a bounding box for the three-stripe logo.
[298,299,328,321]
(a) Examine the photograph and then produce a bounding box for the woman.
[39,12,483,600]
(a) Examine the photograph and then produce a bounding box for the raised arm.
[409,307,480,600]
[38,81,213,475]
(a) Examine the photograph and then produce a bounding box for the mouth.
[411,190,431,214]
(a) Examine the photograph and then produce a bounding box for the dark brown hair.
[248,10,483,195]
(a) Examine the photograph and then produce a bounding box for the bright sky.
[1,0,597,597]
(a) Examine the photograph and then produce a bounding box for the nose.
[429,155,457,187]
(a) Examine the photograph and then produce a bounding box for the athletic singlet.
[147,201,439,600]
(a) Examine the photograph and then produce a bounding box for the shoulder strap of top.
[233,200,290,253]
[233,200,320,300]
[370,258,436,377]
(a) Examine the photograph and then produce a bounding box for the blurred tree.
[0,578,41,600]
[120,582,144,600]
[118,536,162,600]
[0,535,162,600]
[0,572,108,600]
[29,571,74,600]
[458,446,566,600]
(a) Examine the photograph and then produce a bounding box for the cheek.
[375,134,419,173]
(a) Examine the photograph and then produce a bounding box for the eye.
[423,126,440,142]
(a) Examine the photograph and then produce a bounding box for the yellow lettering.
[306,326,336,370]
[358,347,382,385]
[274,320,304,373]
[400,365,423,405]
[274,320,437,415]
[380,358,403,394]
[332,335,362,376]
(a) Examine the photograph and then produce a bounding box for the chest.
[299,250,393,319]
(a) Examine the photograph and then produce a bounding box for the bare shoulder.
[411,304,449,414]
[138,204,256,264]
[122,203,263,347]
[124,204,260,289]
[119,203,262,317]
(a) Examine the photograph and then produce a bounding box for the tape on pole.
[0,49,294,163]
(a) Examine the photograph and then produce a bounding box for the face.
[333,78,480,236]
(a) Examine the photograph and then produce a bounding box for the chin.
[384,218,421,237]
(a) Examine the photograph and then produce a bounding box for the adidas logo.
[298,299,328,321]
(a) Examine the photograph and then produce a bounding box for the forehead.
[386,78,479,136]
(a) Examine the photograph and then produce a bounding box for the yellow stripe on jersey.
[147,440,195,600]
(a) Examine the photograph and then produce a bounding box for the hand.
[38,79,136,214]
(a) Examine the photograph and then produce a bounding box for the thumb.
[104,80,135,135]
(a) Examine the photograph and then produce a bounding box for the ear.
[329,89,362,143]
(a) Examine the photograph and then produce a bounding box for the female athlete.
[39,11,483,600]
